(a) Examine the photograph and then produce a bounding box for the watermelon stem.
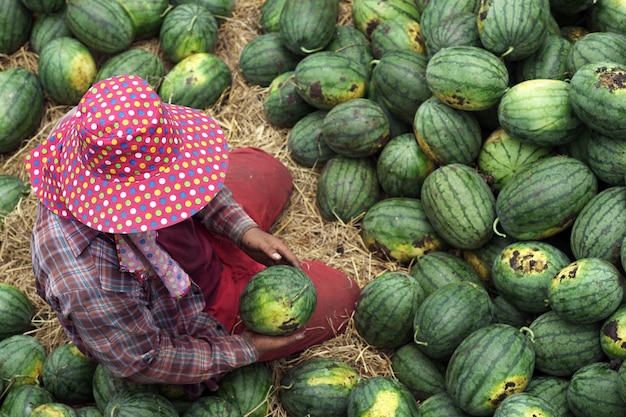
[492,218,507,238]
[500,46,514,59]
[519,326,535,343]
[300,46,325,54]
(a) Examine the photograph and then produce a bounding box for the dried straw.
[0,1,401,414]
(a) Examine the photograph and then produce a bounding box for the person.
[24,74,361,398]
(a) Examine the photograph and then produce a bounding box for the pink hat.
[24,74,229,233]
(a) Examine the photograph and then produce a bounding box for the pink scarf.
[114,232,190,298]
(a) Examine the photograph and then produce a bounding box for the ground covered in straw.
[0,0,405,414]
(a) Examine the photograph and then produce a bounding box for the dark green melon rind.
[586,131,626,185]
[410,251,484,297]
[421,163,496,250]
[238,32,302,87]
[566,31,626,74]
[515,34,572,82]
[567,362,626,417]
[0,283,34,339]
[215,363,272,417]
[347,376,420,416]
[279,0,338,55]
[0,0,33,55]
[391,343,446,401]
[495,156,598,240]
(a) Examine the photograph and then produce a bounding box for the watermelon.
[515,34,572,82]
[370,14,425,58]
[354,271,425,348]
[37,37,97,106]
[497,79,584,147]
[325,25,374,78]
[524,376,574,417]
[239,32,302,87]
[462,234,516,289]
[570,186,626,266]
[416,392,472,417]
[182,396,241,416]
[215,363,272,417]
[279,0,338,55]
[413,95,483,165]
[258,0,286,33]
[263,71,315,128]
[351,0,422,38]
[495,156,598,241]
[477,0,550,61]
[115,0,170,40]
[29,403,78,417]
[0,385,55,417]
[347,376,420,417]
[286,110,336,168]
[0,175,30,220]
[321,98,390,158]
[600,304,626,360]
[360,197,447,264]
[95,48,165,87]
[159,3,219,63]
[104,392,178,417]
[92,364,159,412]
[490,295,535,329]
[0,68,45,154]
[316,155,380,223]
[413,281,493,361]
[566,31,626,74]
[569,61,626,139]
[0,0,33,55]
[410,251,485,297]
[375,133,435,198]
[279,357,361,417]
[420,163,496,250]
[491,240,571,314]
[30,10,74,54]
[478,127,554,193]
[0,335,46,390]
[586,130,626,185]
[370,49,430,124]
[445,324,535,416]
[293,51,369,110]
[391,343,446,401]
[65,0,135,54]
[587,0,626,37]
[493,393,559,417]
[42,342,97,405]
[21,0,65,14]
[158,52,232,110]
[425,46,509,111]
[169,0,234,24]
[549,257,623,324]
[239,265,317,336]
[419,0,478,42]
[528,310,604,377]
[567,362,626,417]
[424,12,481,59]
[0,282,35,341]
[74,406,103,417]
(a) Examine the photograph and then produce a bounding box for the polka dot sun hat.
[24,74,229,234]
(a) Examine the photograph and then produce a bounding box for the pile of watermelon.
[4,0,626,415]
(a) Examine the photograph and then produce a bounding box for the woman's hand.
[241,329,305,360]
[240,227,301,268]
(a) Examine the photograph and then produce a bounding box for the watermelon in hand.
[239,265,317,335]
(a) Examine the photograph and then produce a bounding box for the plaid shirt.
[30,186,258,397]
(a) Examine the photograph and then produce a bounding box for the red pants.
[199,147,361,361]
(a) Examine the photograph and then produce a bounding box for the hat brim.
[25,103,229,233]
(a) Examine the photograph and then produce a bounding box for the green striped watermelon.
[215,363,272,417]
[347,376,420,417]
[421,163,496,250]
[493,393,559,417]
[158,52,232,110]
[570,186,626,266]
[239,32,302,87]
[116,0,169,40]
[414,95,483,165]
[0,175,31,219]
[491,240,570,314]
[42,343,97,405]
[424,12,481,59]
[413,281,493,361]
[0,384,55,416]
[0,68,45,154]
[445,324,535,415]
[498,79,584,147]
[0,335,46,389]
[325,25,374,78]
[0,0,33,55]
[462,234,516,291]
[95,48,165,87]
[569,61,626,140]
[549,257,623,324]
[524,376,574,417]
[419,0,478,43]
[351,0,422,38]
[478,127,554,193]
[567,362,626,417]
[37,37,97,106]
[159,3,219,63]
[92,364,159,412]
[29,10,74,55]
[360,197,448,264]
[600,304,626,360]
[65,0,135,54]
[74,405,103,417]
[258,0,286,33]
[370,14,425,58]
[263,71,315,128]
[586,129,626,186]
[490,295,535,328]
[425,45,509,111]
[376,133,435,198]
[587,0,626,37]
[391,343,446,401]
[528,310,604,377]
[354,271,425,348]
[279,358,361,417]
[279,0,338,55]
[416,392,472,417]
[169,0,234,25]
[104,392,178,417]
[495,156,598,241]
[286,110,336,168]
[21,0,65,13]
[30,403,79,417]
[515,34,572,82]
[477,0,549,61]
[316,155,380,223]
[566,31,626,74]
[239,265,317,336]
[410,251,485,297]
